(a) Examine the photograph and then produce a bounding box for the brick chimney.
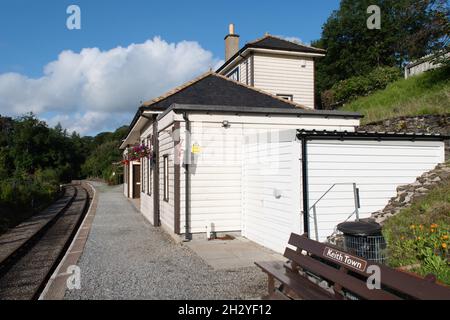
[224,23,239,61]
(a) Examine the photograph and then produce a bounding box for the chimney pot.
[229,23,235,35]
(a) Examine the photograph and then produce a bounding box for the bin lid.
[337,221,382,236]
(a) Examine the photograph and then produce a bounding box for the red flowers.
[123,144,151,164]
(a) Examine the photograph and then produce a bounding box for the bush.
[0,170,60,234]
[383,178,450,285]
[322,66,401,109]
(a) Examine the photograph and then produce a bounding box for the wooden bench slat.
[255,261,334,300]
[288,233,450,300]
[284,247,400,300]
[265,289,291,300]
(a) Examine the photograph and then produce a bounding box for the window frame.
[146,136,152,196]
[227,67,240,82]
[163,155,169,202]
[124,156,128,184]
[276,94,293,101]
[141,140,145,194]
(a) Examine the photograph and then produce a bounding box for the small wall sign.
[323,247,367,272]
[191,143,201,154]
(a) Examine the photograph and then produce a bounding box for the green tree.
[81,126,128,183]
[313,0,449,105]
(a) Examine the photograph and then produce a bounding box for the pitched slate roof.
[121,72,305,144]
[248,35,326,54]
[141,71,304,110]
[122,71,361,148]
[217,34,326,73]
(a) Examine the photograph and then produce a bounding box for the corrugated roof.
[297,129,448,141]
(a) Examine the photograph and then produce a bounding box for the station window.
[163,155,169,202]
[141,140,145,193]
[276,94,293,101]
[227,67,239,82]
[147,137,152,196]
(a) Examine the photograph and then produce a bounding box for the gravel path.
[64,183,266,300]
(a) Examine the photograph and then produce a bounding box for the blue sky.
[0,0,340,135]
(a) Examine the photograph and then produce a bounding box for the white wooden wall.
[183,116,357,238]
[158,125,176,233]
[139,123,155,225]
[242,130,302,253]
[137,113,360,241]
[186,121,243,233]
[307,140,445,242]
[123,159,128,197]
[253,53,315,108]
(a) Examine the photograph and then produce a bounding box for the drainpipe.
[183,112,191,241]
[301,136,310,237]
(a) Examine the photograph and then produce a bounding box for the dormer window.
[276,94,293,101]
[227,67,239,81]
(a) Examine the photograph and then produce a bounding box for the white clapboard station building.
[120,25,446,253]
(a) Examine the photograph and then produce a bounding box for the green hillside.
[340,65,450,124]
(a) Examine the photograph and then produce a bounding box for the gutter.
[156,103,363,121]
[120,108,163,150]
[182,112,191,241]
[296,129,449,141]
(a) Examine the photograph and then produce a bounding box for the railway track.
[0,184,90,300]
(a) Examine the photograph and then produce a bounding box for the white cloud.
[0,37,222,135]
[277,35,310,46]
[43,111,132,136]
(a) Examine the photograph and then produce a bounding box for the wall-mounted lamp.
[222,120,231,128]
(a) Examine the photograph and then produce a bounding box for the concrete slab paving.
[185,238,285,270]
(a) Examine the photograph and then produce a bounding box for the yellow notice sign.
[191,144,201,154]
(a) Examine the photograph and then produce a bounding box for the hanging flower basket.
[122,144,152,164]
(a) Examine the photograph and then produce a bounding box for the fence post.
[312,205,319,241]
[353,183,360,221]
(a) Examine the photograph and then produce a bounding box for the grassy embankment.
[341,66,450,124]
[342,67,450,284]
[383,164,450,285]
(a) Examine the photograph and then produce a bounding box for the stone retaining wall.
[371,163,450,224]
[359,114,450,160]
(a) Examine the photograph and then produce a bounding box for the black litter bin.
[337,221,386,264]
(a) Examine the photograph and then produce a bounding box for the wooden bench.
[255,233,450,300]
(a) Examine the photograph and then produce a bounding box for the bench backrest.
[285,233,450,300]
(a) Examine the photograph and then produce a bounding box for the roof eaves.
[260,34,326,53]
[216,45,250,73]
[156,103,363,121]
[120,107,143,149]
[216,35,326,73]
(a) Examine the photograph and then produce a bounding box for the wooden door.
[133,164,141,198]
